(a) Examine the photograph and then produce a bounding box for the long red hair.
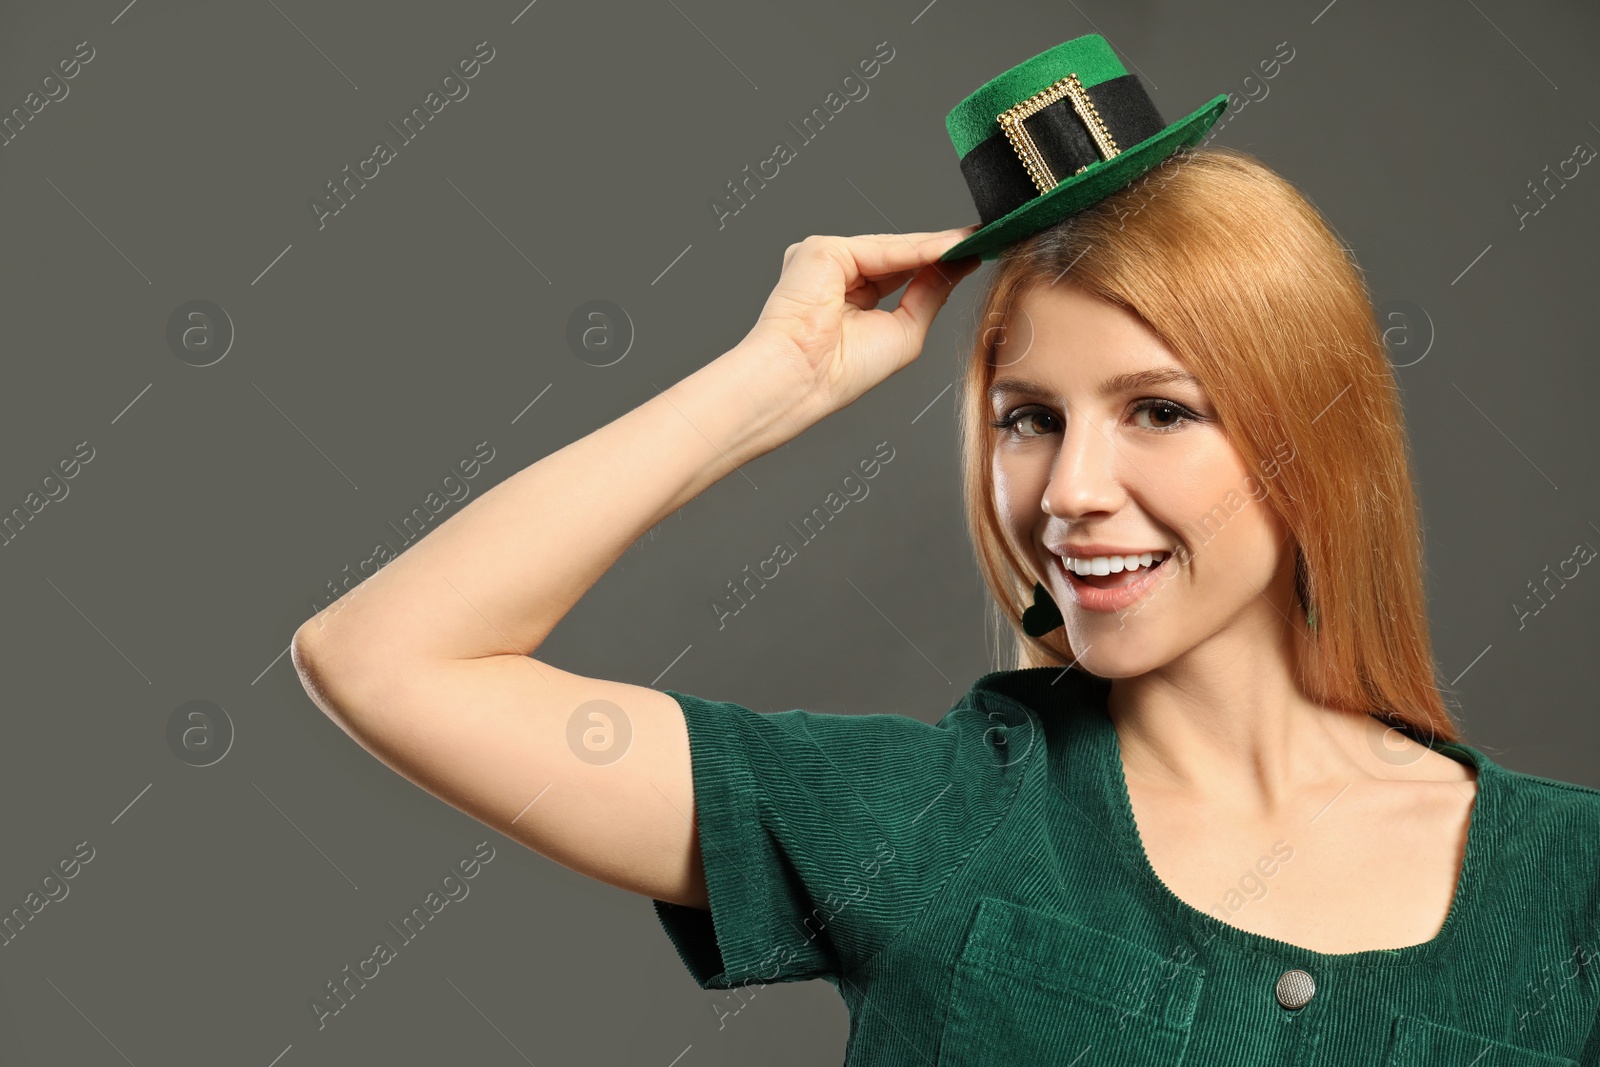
[957,145,1458,744]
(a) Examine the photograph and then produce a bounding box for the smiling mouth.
[1052,552,1174,613]
[1059,554,1172,590]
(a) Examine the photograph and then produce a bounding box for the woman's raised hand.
[739,226,983,419]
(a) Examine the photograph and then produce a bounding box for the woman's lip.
[1056,553,1171,613]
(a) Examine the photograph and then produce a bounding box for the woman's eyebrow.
[987,368,1203,405]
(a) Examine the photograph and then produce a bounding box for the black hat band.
[957,73,1168,227]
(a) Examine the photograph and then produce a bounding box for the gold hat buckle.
[997,72,1121,196]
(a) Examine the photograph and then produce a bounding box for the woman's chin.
[1061,630,1172,679]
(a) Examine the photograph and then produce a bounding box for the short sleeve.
[650,688,1033,990]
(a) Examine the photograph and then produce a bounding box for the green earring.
[1021,581,1064,637]
[1293,546,1317,632]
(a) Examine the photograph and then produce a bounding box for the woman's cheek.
[990,455,1035,535]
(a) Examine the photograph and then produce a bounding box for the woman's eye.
[1130,398,1199,432]
[988,408,1059,437]
[990,399,1200,438]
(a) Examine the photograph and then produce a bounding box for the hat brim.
[939,92,1230,263]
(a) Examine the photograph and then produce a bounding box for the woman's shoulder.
[1484,752,1600,812]
[1476,750,1600,866]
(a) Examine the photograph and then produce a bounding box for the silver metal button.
[1275,968,1315,1009]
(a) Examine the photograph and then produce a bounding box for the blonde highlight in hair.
[957,145,1457,744]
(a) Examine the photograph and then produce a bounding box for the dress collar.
[962,664,1498,965]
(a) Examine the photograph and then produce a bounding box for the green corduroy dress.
[651,666,1600,1065]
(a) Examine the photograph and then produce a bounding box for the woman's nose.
[1040,416,1126,518]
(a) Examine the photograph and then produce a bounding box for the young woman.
[290,145,1600,1065]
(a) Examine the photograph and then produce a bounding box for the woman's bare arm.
[290,228,981,909]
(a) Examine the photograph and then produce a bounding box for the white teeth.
[1065,551,1168,577]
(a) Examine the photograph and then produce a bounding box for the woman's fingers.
[781,226,981,304]
[846,225,981,278]
[748,224,984,405]
[891,253,983,345]
[844,266,922,311]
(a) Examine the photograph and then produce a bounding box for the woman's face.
[989,281,1297,677]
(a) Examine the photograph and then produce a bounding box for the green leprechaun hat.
[940,35,1229,263]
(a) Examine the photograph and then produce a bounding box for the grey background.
[0,0,1595,1063]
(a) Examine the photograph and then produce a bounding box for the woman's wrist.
[685,337,832,467]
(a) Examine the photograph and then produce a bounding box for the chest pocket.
[1384,1015,1580,1067]
[937,897,1204,1066]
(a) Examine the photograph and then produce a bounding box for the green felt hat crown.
[940,35,1229,263]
